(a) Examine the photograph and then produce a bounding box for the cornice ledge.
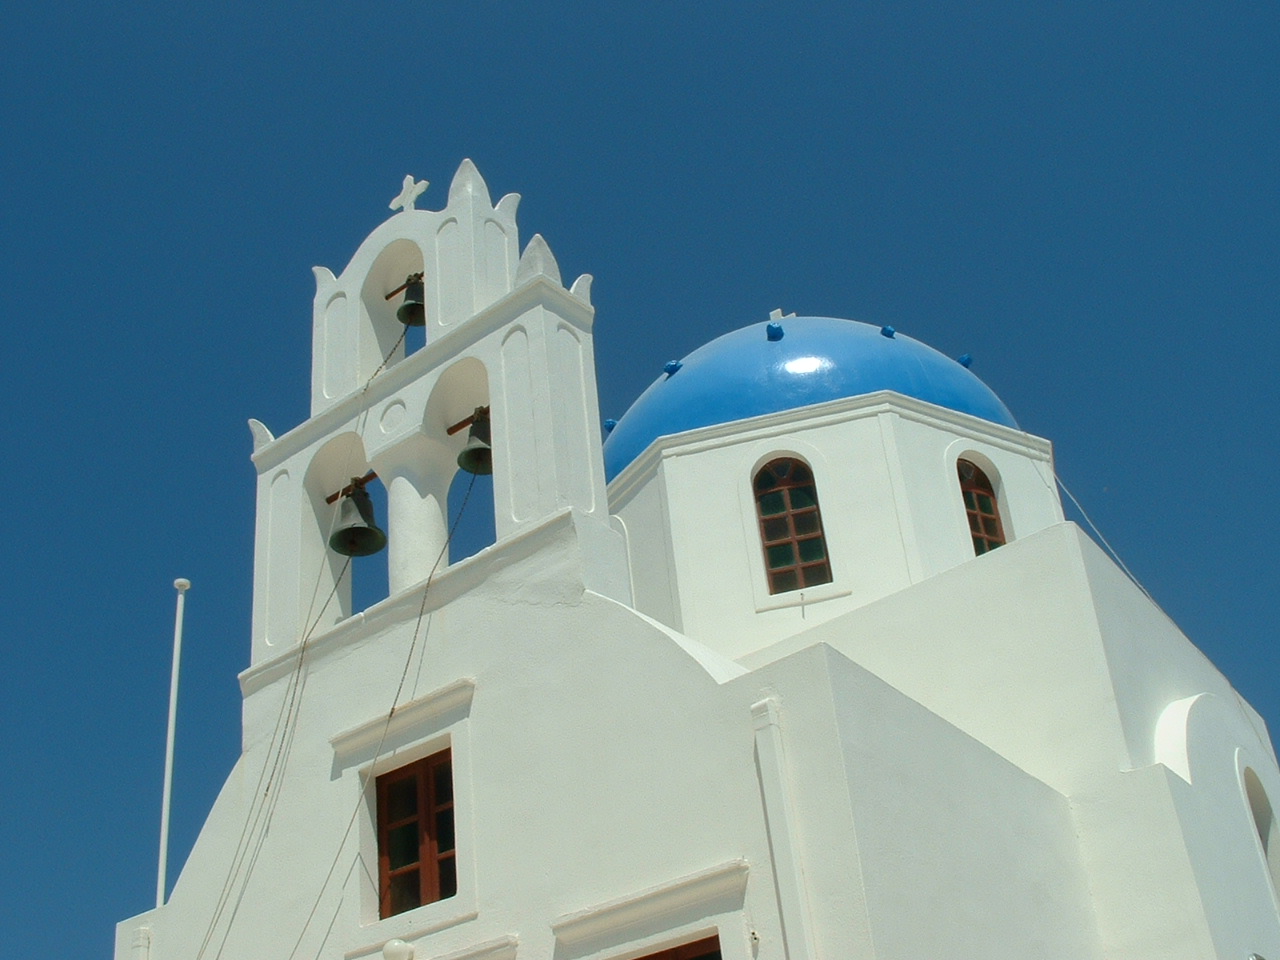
[241,508,581,695]
[330,678,475,764]
[342,915,491,960]
[432,935,520,960]
[607,391,1048,505]
[551,858,749,946]
[253,282,594,472]
[502,272,596,329]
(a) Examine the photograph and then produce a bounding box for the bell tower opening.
[414,357,496,570]
[303,433,385,628]
[347,477,391,614]
[360,239,427,373]
[447,469,496,564]
[383,270,427,356]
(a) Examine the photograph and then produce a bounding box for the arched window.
[958,459,1006,555]
[754,457,833,594]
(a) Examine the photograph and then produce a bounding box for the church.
[116,160,1280,960]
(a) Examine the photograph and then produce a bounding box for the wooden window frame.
[376,748,456,918]
[754,457,833,595]
[636,936,721,960]
[958,459,1006,555]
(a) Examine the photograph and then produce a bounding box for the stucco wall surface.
[822,648,1100,959]
[120,519,777,960]
[741,521,1125,792]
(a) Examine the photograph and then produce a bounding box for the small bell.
[456,407,493,476]
[329,485,388,556]
[396,275,425,327]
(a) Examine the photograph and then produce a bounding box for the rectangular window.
[376,748,456,918]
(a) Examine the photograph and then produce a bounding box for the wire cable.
[197,324,411,960]
[1054,472,1157,605]
[285,471,479,960]
[196,557,350,960]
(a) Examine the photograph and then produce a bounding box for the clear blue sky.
[3,3,1277,954]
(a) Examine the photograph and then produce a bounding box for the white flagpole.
[157,577,190,908]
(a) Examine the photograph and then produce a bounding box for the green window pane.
[963,490,976,510]
[982,516,1000,536]
[758,491,786,516]
[967,513,981,532]
[767,542,796,569]
[793,512,820,536]
[791,462,812,483]
[798,537,827,562]
[790,486,817,509]
[389,871,420,915]
[770,569,800,593]
[755,470,777,492]
[762,516,789,541]
[388,823,419,870]
[973,537,987,555]
[977,493,995,514]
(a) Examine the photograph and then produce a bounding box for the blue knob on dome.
[766,322,784,341]
[957,353,973,368]
[603,418,617,434]
[663,360,683,376]
[881,325,896,338]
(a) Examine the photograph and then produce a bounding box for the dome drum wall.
[611,393,1062,660]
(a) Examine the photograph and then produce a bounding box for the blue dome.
[603,316,1017,480]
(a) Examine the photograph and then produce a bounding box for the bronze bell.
[396,275,425,327]
[329,485,388,556]
[457,407,493,476]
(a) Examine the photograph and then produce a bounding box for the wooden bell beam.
[384,272,425,301]
[446,406,491,437]
[324,471,379,505]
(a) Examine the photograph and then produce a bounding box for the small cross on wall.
[390,175,429,212]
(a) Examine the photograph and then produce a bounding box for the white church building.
[117,161,1280,960]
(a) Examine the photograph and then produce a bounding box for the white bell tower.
[246,160,630,662]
